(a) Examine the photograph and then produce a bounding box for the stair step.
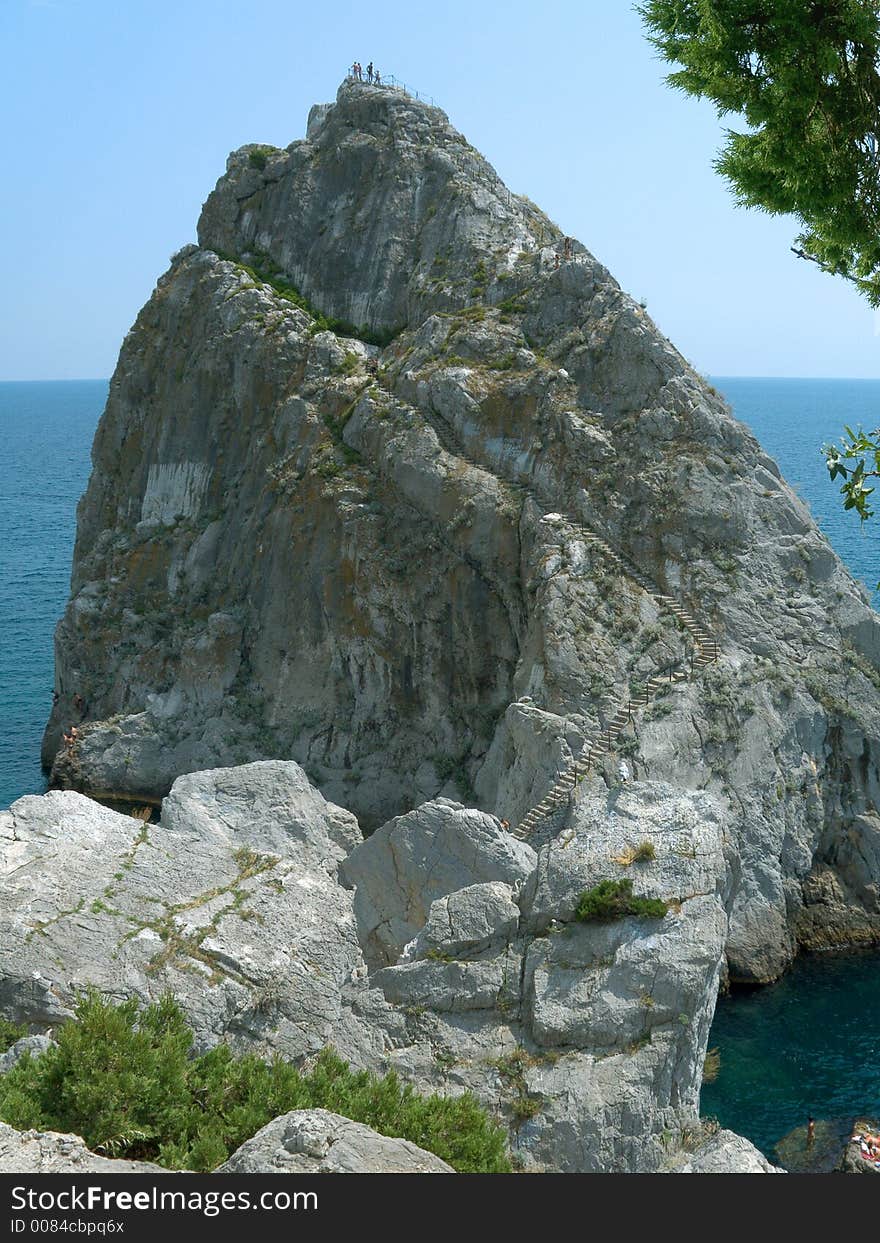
[473,501,723,840]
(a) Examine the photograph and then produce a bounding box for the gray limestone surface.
[217,1109,453,1173]
[0,765,748,1173]
[0,1037,56,1075]
[671,1129,783,1174]
[42,79,880,983]
[23,74,880,1175]
[0,1122,164,1173]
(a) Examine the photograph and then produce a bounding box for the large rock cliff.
[43,76,880,995]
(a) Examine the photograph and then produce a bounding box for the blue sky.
[1,0,878,380]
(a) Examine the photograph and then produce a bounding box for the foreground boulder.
[0,763,370,1060]
[217,1109,453,1173]
[0,1122,163,1173]
[0,765,762,1173]
[671,1130,783,1174]
[357,781,732,1173]
[341,799,535,966]
[0,1112,452,1175]
[0,1036,55,1075]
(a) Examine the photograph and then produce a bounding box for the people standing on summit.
[350,61,383,86]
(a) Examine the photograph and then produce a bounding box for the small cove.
[700,951,880,1162]
[704,377,880,1164]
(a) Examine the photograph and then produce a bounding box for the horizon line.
[3,372,880,384]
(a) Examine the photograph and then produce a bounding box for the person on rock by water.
[366,61,374,83]
[807,1117,816,1147]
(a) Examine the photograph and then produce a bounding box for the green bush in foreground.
[575,878,668,923]
[0,1019,27,1053]
[0,992,510,1173]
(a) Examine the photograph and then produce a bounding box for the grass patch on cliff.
[574,879,668,923]
[246,145,276,171]
[702,1047,721,1085]
[612,840,656,867]
[215,247,400,347]
[0,992,510,1173]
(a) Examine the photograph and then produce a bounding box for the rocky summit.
[15,76,880,1172]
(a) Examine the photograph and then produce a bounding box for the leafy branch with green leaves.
[640,1,880,303]
[642,3,880,540]
[824,425,880,521]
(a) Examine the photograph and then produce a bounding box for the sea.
[1,373,880,1161]
[0,380,107,810]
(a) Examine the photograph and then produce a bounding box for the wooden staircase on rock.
[511,555,720,841]
[376,387,722,844]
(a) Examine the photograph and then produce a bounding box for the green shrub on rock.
[247,146,275,171]
[575,878,668,923]
[0,991,510,1173]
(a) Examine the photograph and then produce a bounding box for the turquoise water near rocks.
[0,380,106,809]
[713,376,880,593]
[706,377,880,1163]
[1,374,880,1160]
[699,951,880,1161]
